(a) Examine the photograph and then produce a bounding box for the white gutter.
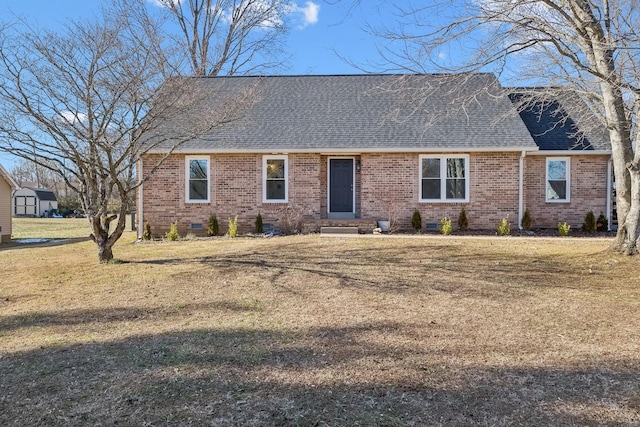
[146,146,539,155]
[606,155,613,231]
[137,159,144,239]
[526,150,612,156]
[518,150,526,230]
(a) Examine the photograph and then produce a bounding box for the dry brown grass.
[1,228,639,426]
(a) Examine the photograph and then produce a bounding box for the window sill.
[419,199,469,204]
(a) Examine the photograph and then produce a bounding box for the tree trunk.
[613,161,640,255]
[89,202,129,264]
[97,240,115,263]
[90,214,115,264]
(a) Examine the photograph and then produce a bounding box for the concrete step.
[320,226,359,235]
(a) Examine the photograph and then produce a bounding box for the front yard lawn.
[1,233,639,425]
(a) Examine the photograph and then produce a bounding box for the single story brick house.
[0,164,18,242]
[138,73,612,236]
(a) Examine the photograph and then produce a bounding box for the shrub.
[457,207,469,230]
[58,193,82,213]
[277,205,303,234]
[581,210,596,233]
[596,213,608,232]
[411,209,422,232]
[558,222,571,236]
[142,221,152,241]
[497,217,511,236]
[440,217,452,235]
[521,208,532,230]
[165,221,179,241]
[255,212,264,233]
[207,213,219,236]
[228,215,238,238]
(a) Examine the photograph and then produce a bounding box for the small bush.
[255,212,264,233]
[596,213,608,232]
[142,221,152,241]
[521,208,532,230]
[228,215,238,238]
[581,211,596,233]
[184,232,196,240]
[497,217,511,236]
[440,217,453,235]
[457,208,469,230]
[558,222,571,236]
[207,213,219,237]
[165,221,179,241]
[277,205,304,234]
[411,209,422,232]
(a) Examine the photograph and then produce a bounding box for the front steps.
[302,219,378,234]
[320,226,359,235]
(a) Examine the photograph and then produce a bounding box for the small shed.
[0,165,18,242]
[13,187,58,217]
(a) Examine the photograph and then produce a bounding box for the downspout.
[518,150,526,230]
[606,155,613,231]
[137,159,144,239]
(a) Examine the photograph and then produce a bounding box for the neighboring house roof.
[509,91,610,151]
[147,73,539,153]
[0,164,18,189]
[15,187,58,201]
[34,189,57,201]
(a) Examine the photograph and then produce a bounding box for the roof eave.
[147,146,540,155]
[526,149,612,155]
[0,164,18,189]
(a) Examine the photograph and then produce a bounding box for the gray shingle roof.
[31,188,57,201]
[148,74,539,153]
[509,90,611,151]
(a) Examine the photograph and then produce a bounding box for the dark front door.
[329,158,354,215]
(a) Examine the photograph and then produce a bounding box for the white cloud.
[60,111,87,125]
[146,0,182,7]
[148,0,318,30]
[288,1,319,29]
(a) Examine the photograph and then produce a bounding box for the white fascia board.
[527,150,612,156]
[147,146,539,155]
[0,164,18,189]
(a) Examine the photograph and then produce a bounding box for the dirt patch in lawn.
[0,235,639,426]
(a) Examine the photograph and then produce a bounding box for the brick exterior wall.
[141,153,323,236]
[523,155,610,229]
[140,152,610,235]
[360,152,520,230]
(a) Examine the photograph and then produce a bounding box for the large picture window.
[546,157,570,202]
[419,155,469,202]
[185,156,210,203]
[263,155,288,202]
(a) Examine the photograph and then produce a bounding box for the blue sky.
[0,0,381,75]
[0,0,395,170]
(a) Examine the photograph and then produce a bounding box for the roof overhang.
[147,146,539,155]
[0,164,17,189]
[525,150,612,156]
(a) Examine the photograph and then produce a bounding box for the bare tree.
[154,0,289,76]
[11,158,57,189]
[0,1,257,262]
[364,0,640,254]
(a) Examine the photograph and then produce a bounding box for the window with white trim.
[263,155,288,202]
[546,157,570,202]
[185,156,210,203]
[419,155,469,202]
